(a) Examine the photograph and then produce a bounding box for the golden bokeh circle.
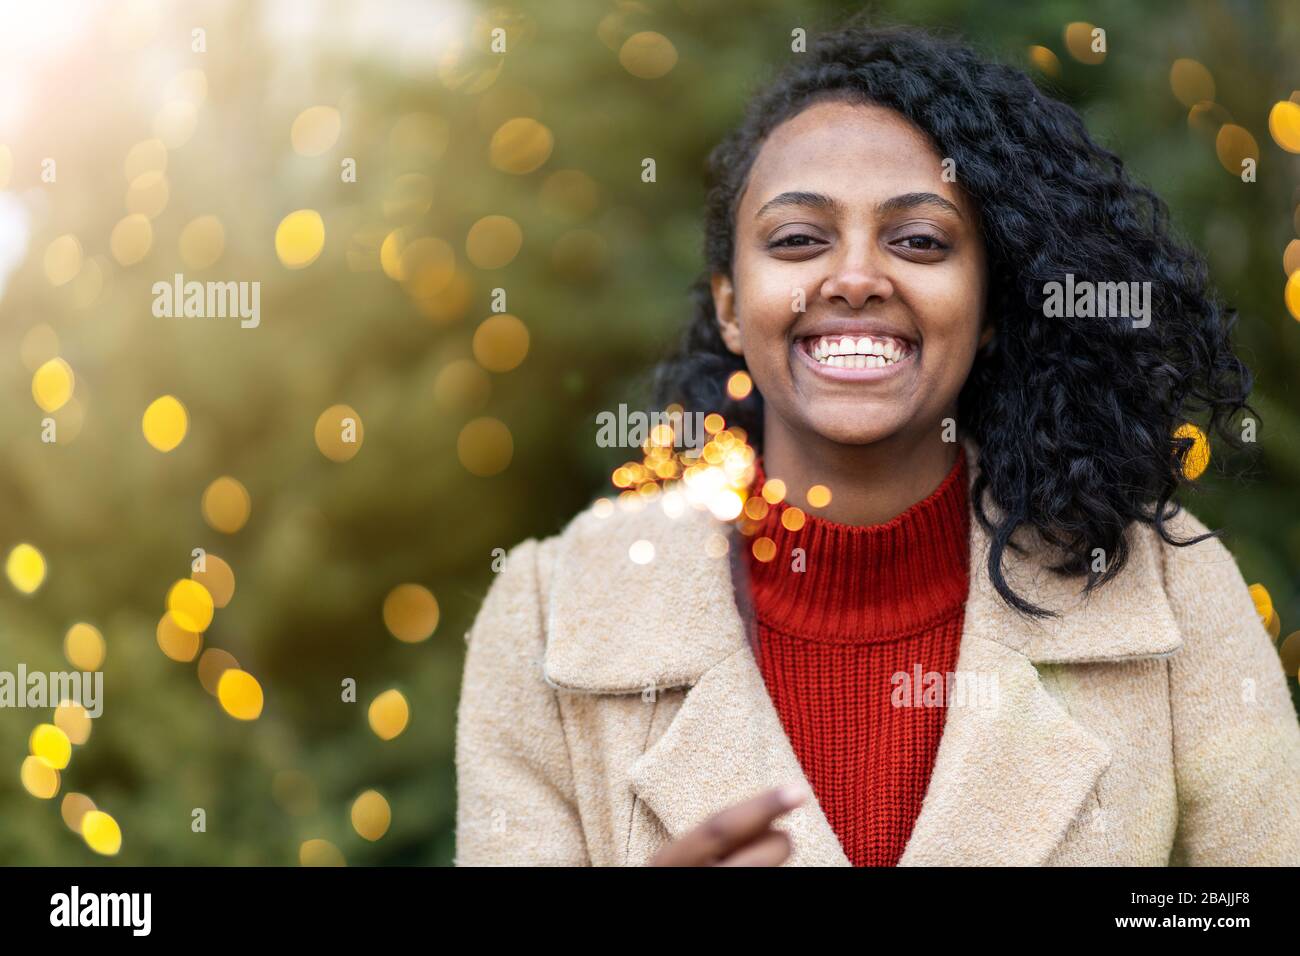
[6,543,46,594]
[489,117,554,174]
[197,648,240,697]
[314,404,364,462]
[619,31,678,79]
[142,394,188,452]
[193,553,236,608]
[291,105,341,156]
[64,623,106,671]
[179,215,226,269]
[110,214,153,266]
[351,790,392,842]
[465,216,522,269]
[275,209,325,269]
[82,810,122,855]
[368,689,410,741]
[167,578,215,632]
[217,669,264,721]
[472,314,530,372]
[383,584,440,643]
[202,476,252,533]
[457,417,514,476]
[32,357,75,413]
[157,612,202,662]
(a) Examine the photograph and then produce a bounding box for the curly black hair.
[652,16,1256,619]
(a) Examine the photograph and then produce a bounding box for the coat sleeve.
[454,538,590,865]
[1161,509,1300,865]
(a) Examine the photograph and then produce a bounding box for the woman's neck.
[760,419,961,527]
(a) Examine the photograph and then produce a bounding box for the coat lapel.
[627,644,853,866]
[544,437,1183,865]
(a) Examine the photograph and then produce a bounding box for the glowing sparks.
[807,484,832,509]
[781,507,807,532]
[608,409,756,526]
[726,370,753,400]
[629,539,655,564]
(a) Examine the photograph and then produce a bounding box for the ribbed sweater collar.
[744,447,971,643]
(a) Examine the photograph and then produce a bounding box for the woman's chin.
[799,417,907,449]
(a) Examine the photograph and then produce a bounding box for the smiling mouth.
[796,333,917,371]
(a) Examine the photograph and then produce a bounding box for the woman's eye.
[896,234,948,251]
[768,233,822,250]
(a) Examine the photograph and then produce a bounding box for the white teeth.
[806,333,910,368]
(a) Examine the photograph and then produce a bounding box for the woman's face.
[713,99,989,450]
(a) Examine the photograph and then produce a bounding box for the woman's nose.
[820,242,894,310]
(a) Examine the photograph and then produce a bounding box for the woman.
[454,18,1300,866]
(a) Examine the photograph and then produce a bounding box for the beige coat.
[454,438,1300,865]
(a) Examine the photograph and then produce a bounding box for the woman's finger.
[715,828,792,867]
[650,783,808,865]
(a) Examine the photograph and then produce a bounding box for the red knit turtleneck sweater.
[743,447,971,867]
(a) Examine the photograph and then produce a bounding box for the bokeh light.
[63,623,106,671]
[275,209,326,269]
[201,476,251,533]
[167,578,215,632]
[6,543,46,594]
[142,394,188,451]
[81,810,122,855]
[314,405,364,462]
[351,790,392,841]
[383,584,440,643]
[368,689,410,740]
[217,669,264,721]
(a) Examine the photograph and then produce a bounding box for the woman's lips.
[793,333,917,381]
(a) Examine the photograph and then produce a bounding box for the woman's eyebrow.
[753,190,843,219]
[876,191,963,220]
[753,189,962,220]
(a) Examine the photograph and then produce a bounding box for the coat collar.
[543,436,1183,865]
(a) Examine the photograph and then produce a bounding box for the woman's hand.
[648,783,810,866]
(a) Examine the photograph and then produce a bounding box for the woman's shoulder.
[1134,503,1277,658]
[1137,503,1247,601]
